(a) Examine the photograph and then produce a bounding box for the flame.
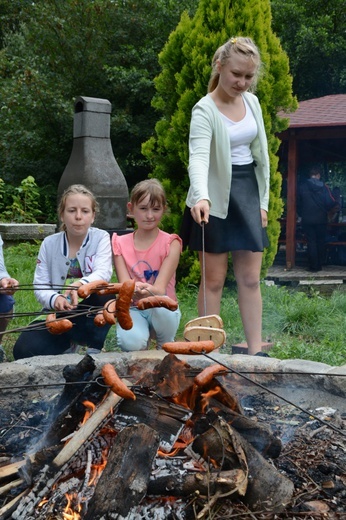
[63,492,82,520]
[199,387,224,413]
[88,449,108,486]
[81,400,96,424]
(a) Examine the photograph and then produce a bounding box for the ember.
[0,352,345,519]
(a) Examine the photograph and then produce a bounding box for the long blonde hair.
[208,36,262,93]
[58,184,98,231]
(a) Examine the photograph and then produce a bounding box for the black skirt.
[180,163,269,253]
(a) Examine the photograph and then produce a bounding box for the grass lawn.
[2,242,346,366]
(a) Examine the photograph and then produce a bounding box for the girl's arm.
[113,254,132,283]
[137,238,181,297]
[34,241,59,309]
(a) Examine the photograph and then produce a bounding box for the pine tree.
[142,0,297,280]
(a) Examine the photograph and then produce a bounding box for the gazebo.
[277,94,346,269]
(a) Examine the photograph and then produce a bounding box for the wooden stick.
[0,454,35,482]
[52,382,131,469]
[0,490,28,517]
[0,478,24,496]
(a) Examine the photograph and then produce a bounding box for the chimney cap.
[74,96,112,114]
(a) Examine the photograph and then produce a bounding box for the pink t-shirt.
[112,230,182,301]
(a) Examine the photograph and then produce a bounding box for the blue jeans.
[0,294,15,313]
[13,293,114,359]
[116,306,181,352]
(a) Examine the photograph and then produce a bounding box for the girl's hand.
[0,277,19,295]
[191,200,210,225]
[54,295,74,311]
[134,282,155,299]
[261,209,268,228]
[64,282,82,307]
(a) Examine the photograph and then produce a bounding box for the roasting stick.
[201,220,207,316]
[52,379,133,469]
[1,305,109,335]
[199,352,346,437]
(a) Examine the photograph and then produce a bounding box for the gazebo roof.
[281,94,346,128]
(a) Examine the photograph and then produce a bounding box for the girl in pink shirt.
[112,179,182,351]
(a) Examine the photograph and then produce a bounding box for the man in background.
[297,166,338,272]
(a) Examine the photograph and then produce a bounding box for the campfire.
[0,351,301,520]
[0,276,345,518]
[1,351,346,519]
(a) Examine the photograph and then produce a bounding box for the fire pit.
[0,351,345,519]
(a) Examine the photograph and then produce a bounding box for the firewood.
[85,423,160,519]
[204,396,282,458]
[190,417,294,513]
[147,468,247,497]
[52,384,131,469]
[0,454,34,482]
[0,478,24,496]
[0,490,28,518]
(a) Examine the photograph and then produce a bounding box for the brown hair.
[208,36,262,93]
[130,178,167,208]
[58,184,98,231]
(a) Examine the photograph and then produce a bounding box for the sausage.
[194,364,227,387]
[98,282,122,295]
[77,280,109,299]
[162,340,216,354]
[101,363,136,400]
[137,295,178,311]
[46,313,73,335]
[116,279,135,330]
[103,299,117,325]
[94,310,107,327]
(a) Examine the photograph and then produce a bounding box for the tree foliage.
[0,0,198,197]
[271,0,346,100]
[142,0,297,280]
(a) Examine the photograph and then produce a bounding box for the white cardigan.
[186,92,270,218]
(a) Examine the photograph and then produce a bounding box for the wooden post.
[286,130,298,269]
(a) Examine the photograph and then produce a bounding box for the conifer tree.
[142,0,297,280]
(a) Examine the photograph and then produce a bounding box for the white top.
[219,97,258,165]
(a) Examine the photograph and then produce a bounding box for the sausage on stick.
[101,363,136,400]
[103,299,117,325]
[46,313,73,335]
[194,364,227,387]
[117,279,135,330]
[162,340,216,355]
[77,280,109,299]
[137,295,178,311]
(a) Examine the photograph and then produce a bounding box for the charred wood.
[148,466,247,498]
[189,417,294,513]
[85,423,160,520]
[202,397,282,458]
[115,391,192,452]
[37,354,102,450]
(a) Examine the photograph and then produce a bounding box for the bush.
[0,176,57,223]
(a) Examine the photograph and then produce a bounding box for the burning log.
[85,423,160,520]
[204,396,282,459]
[188,416,294,513]
[148,466,247,498]
[52,386,131,469]
[114,391,192,452]
[35,354,100,451]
